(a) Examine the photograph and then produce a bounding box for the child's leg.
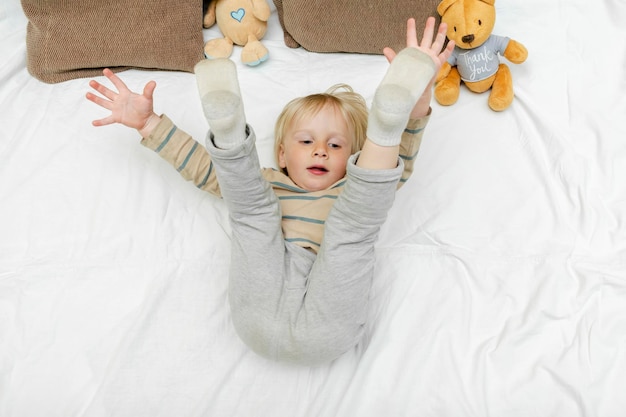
[366,47,436,147]
[272,157,403,364]
[205,134,297,358]
[195,59,294,358]
[195,59,246,149]
[273,50,435,363]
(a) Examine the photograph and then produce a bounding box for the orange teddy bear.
[434,0,528,111]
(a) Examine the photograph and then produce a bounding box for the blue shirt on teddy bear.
[448,35,511,82]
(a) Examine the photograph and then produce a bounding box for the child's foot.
[194,58,246,149]
[367,48,436,147]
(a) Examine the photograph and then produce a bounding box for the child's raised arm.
[357,17,454,170]
[86,69,162,138]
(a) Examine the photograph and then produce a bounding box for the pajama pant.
[206,127,403,365]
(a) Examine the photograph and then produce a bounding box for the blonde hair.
[273,84,368,174]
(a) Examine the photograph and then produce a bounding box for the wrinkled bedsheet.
[1,0,625,415]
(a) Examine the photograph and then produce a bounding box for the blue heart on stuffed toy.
[230,8,245,22]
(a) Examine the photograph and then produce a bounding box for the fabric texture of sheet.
[1,0,625,415]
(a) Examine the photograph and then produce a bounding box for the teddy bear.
[202,0,270,66]
[434,0,528,111]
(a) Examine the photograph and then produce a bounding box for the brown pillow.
[273,0,441,54]
[21,0,205,83]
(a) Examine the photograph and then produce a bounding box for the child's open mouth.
[307,166,328,175]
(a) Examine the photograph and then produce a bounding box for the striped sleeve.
[398,111,430,186]
[263,169,341,253]
[140,115,221,197]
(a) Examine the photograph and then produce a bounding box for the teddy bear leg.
[241,35,269,67]
[488,64,514,111]
[434,67,461,106]
[204,37,235,60]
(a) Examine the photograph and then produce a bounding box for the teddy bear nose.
[462,34,475,44]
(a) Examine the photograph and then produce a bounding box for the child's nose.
[313,145,328,157]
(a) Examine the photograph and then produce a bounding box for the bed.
[1,0,625,415]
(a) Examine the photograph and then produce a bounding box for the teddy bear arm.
[251,0,271,21]
[503,39,528,64]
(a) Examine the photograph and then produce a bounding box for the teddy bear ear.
[437,0,458,16]
[438,0,496,16]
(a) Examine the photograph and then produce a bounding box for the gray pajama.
[206,126,403,365]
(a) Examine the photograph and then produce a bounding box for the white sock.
[194,59,246,149]
[367,48,436,147]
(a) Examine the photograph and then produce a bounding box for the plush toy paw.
[487,64,514,112]
[434,67,462,106]
[503,40,528,65]
[241,39,269,66]
[204,38,235,59]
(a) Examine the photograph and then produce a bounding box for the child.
[87,17,454,365]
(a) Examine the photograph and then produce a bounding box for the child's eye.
[329,143,341,149]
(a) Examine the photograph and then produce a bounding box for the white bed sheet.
[1,0,625,416]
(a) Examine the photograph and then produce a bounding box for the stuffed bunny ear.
[437,0,458,16]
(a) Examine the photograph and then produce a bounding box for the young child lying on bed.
[86,17,453,365]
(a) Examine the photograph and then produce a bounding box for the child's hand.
[383,17,455,118]
[86,68,161,138]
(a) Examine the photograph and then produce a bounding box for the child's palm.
[87,68,156,130]
[114,87,154,129]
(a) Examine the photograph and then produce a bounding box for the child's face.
[278,104,353,192]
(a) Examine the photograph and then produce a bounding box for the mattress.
[1,0,625,415]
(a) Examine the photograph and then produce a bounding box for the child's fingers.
[88,80,116,101]
[419,16,436,49]
[385,17,449,63]
[441,39,455,62]
[382,46,397,63]
[431,22,449,53]
[142,80,157,100]
[445,39,455,53]
[85,91,113,111]
[406,18,418,48]
[85,91,111,110]
[102,68,129,93]
[91,115,115,127]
